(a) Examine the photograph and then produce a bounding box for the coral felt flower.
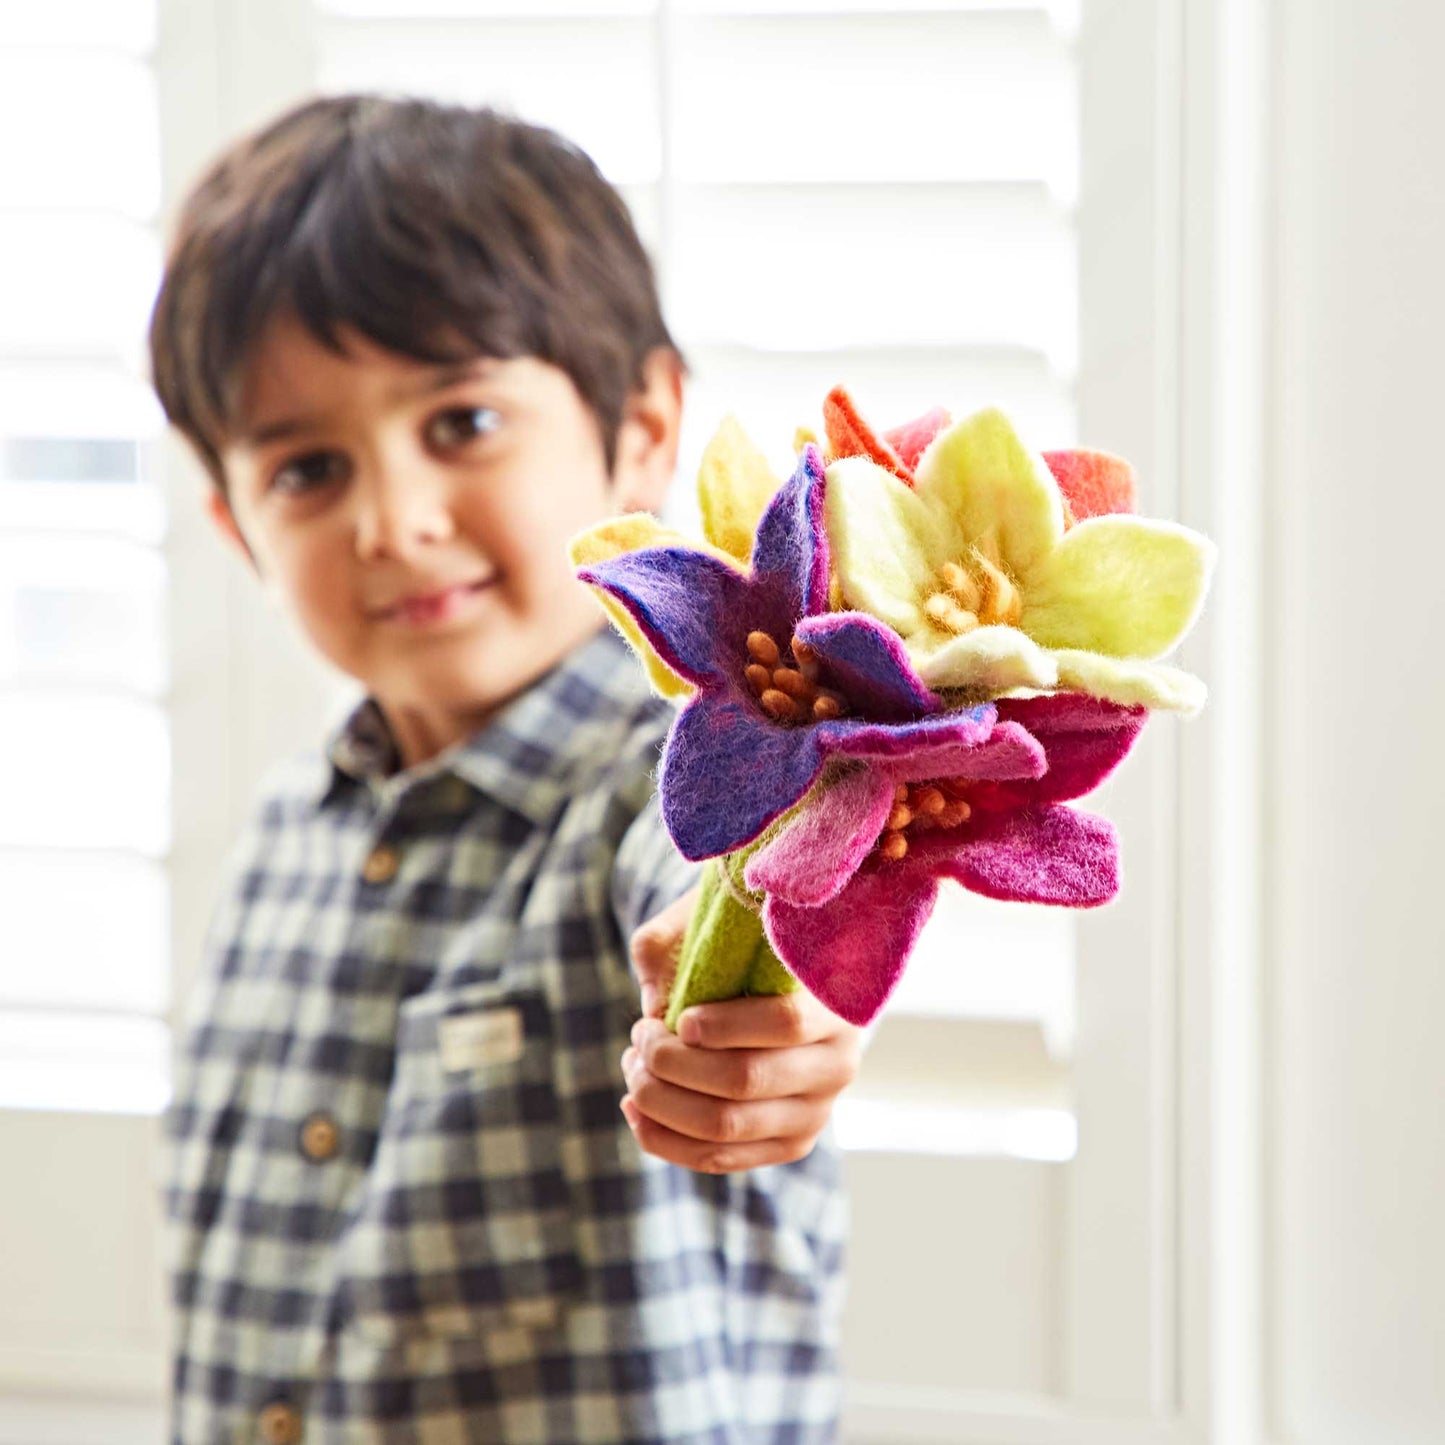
[578,444,1006,861]
[826,406,1216,711]
[821,384,952,483]
[744,694,1146,1025]
[821,383,1139,523]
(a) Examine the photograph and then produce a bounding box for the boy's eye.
[271,451,350,496]
[425,405,501,451]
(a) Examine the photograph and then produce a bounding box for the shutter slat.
[0,854,168,1016]
[0,1012,169,1115]
[0,695,169,856]
[316,15,661,185]
[0,53,160,219]
[668,182,1075,364]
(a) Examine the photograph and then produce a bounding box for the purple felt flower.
[743,694,1148,1025]
[578,444,1005,860]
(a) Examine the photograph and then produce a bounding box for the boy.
[150,96,860,1443]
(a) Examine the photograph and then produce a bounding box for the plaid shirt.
[165,627,848,1444]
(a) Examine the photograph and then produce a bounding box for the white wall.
[1269,3,1445,1442]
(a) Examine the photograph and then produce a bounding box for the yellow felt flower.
[696,414,780,562]
[825,407,1216,711]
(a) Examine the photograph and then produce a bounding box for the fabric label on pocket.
[438,1006,525,1073]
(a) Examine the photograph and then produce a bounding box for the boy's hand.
[622,887,863,1174]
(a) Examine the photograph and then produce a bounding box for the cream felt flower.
[825,407,1217,711]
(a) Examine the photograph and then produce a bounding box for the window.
[1,4,1217,1438]
[0,1,170,1114]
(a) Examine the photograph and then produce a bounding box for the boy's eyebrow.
[390,358,503,402]
[242,360,504,447]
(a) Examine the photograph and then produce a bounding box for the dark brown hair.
[149,94,683,487]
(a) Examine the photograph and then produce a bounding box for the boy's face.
[212,315,681,764]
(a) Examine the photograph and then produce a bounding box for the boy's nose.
[352,464,456,561]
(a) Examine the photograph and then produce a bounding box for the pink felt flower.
[743,694,1146,1025]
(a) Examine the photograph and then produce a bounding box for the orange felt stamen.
[879,831,909,861]
[760,688,803,723]
[792,638,821,681]
[914,786,946,817]
[747,630,781,667]
[745,663,772,695]
[771,667,813,701]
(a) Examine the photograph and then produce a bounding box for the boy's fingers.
[629,1018,858,1102]
[674,988,844,1050]
[621,1054,829,1144]
[619,1097,818,1175]
[628,885,700,1019]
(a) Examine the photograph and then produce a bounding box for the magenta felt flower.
[578,444,1005,860]
[743,694,1147,1025]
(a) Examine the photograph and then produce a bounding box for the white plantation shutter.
[0,3,170,1113]
[3,5,1217,1440]
[0,1,172,1421]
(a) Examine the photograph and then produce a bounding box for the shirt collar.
[322,626,656,824]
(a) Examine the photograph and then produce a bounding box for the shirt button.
[361,844,399,884]
[298,1112,341,1163]
[258,1401,303,1444]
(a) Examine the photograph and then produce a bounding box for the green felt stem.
[663,856,798,1031]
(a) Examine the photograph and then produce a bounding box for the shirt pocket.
[335,982,584,1346]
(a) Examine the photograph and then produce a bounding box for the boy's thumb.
[628,885,699,1020]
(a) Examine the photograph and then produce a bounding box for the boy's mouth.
[370,576,496,627]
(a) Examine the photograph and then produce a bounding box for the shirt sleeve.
[610,791,702,946]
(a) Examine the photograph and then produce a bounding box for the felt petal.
[911,407,1066,580]
[792,610,942,720]
[570,516,699,700]
[763,862,941,1026]
[749,443,831,617]
[1043,449,1138,521]
[884,406,952,475]
[822,703,996,765]
[1052,651,1208,715]
[697,415,780,565]
[822,385,911,481]
[744,764,897,906]
[872,718,1048,786]
[936,806,1120,907]
[913,624,1059,693]
[987,695,1146,804]
[1025,515,1216,658]
[659,693,826,860]
[825,455,944,634]
[578,547,754,688]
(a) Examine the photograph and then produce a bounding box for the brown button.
[258,1401,303,1444]
[361,844,399,884]
[298,1112,341,1163]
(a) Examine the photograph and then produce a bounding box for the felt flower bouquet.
[570,389,1216,1029]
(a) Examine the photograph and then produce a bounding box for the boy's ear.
[206,489,259,571]
[610,346,685,514]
